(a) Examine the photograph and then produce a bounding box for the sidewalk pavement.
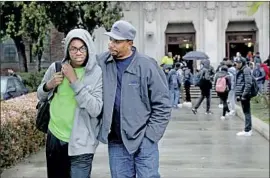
[1,99,269,178]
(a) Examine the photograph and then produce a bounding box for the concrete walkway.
[1,100,269,178]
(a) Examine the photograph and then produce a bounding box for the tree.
[0,2,29,72]
[45,2,123,35]
[19,2,51,71]
[248,2,265,16]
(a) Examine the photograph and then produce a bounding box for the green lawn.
[251,96,269,124]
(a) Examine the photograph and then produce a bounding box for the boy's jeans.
[170,88,180,106]
[228,89,236,112]
[108,137,160,178]
[46,130,94,178]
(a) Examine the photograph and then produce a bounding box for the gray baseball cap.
[104,20,136,41]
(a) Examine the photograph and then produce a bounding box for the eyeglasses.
[69,46,87,54]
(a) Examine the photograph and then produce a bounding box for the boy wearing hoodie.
[37,29,103,178]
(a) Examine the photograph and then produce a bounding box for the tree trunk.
[37,50,43,72]
[13,36,28,72]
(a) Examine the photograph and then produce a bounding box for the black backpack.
[36,61,62,133]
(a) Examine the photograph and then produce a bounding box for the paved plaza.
[1,100,269,178]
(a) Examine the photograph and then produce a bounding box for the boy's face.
[68,39,87,67]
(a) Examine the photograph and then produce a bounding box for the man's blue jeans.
[170,88,180,106]
[46,130,94,178]
[108,137,160,178]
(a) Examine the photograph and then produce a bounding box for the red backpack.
[215,76,227,93]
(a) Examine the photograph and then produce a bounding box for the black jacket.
[235,65,252,98]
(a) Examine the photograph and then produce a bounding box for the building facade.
[1,1,269,72]
[94,1,270,69]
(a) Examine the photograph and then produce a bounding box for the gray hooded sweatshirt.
[37,29,103,156]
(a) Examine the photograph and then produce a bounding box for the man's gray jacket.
[97,47,171,154]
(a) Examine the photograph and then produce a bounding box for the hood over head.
[63,28,97,73]
[201,59,210,69]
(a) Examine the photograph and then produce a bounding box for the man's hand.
[236,96,241,102]
[62,63,77,83]
[46,72,64,90]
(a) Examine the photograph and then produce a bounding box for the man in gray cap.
[97,20,171,178]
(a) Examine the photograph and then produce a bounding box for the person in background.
[254,52,262,65]
[182,65,193,107]
[246,51,253,63]
[161,52,174,70]
[192,59,213,115]
[263,54,270,67]
[167,63,182,108]
[253,63,266,94]
[234,57,253,136]
[260,62,269,94]
[214,65,231,120]
[226,60,237,116]
[173,55,181,64]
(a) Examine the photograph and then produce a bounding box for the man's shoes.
[205,111,213,115]
[220,116,226,120]
[226,110,235,116]
[218,104,223,108]
[192,108,197,115]
[236,130,252,136]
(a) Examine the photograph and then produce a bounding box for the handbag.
[36,61,62,133]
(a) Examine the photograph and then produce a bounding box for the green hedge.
[18,70,46,92]
[0,93,46,173]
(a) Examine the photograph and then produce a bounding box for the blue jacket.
[97,47,171,154]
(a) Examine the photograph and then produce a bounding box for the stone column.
[204,2,219,68]
[143,2,158,59]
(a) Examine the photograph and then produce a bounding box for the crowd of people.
[163,51,269,136]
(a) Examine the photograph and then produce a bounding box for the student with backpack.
[167,63,182,108]
[214,65,231,120]
[37,29,103,178]
[192,59,213,115]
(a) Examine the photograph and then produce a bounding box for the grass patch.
[251,95,269,124]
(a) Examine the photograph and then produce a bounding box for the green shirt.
[49,67,85,142]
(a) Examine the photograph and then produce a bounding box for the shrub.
[0,93,45,172]
[18,70,46,92]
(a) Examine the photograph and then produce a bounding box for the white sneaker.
[218,104,223,108]
[177,104,183,108]
[236,130,252,136]
[229,110,236,116]
[220,116,226,120]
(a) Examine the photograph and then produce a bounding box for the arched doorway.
[165,22,196,73]
[225,21,258,60]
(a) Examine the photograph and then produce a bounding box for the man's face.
[235,62,242,69]
[168,52,172,58]
[68,39,87,67]
[108,38,133,59]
